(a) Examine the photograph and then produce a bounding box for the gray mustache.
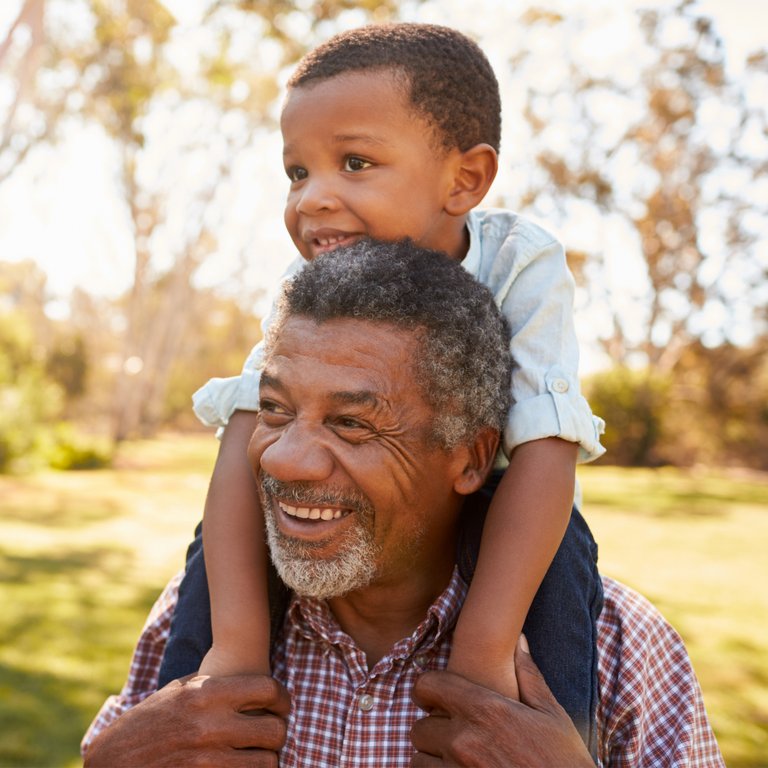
[260,472,372,513]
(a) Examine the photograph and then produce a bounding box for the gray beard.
[260,472,381,600]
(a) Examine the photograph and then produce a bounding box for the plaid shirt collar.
[286,567,467,664]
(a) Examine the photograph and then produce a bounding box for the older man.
[83,240,723,766]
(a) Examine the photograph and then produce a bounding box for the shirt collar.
[287,567,468,661]
[461,211,482,278]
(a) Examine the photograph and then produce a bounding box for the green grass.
[0,438,766,766]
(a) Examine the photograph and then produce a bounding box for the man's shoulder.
[596,575,699,716]
[599,576,684,642]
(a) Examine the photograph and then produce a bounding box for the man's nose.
[295,174,338,216]
[259,421,335,483]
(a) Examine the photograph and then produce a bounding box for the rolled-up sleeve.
[191,256,305,431]
[473,212,605,463]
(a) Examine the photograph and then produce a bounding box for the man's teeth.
[279,501,345,520]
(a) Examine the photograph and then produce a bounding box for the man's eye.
[259,400,289,418]
[343,156,372,172]
[286,166,307,182]
[333,415,370,432]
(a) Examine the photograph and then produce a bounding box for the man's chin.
[265,518,378,600]
[270,553,376,600]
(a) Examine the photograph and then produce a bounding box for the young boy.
[159,22,605,753]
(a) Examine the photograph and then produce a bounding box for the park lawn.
[0,434,766,766]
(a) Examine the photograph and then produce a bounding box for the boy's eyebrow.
[331,133,390,147]
[282,133,390,157]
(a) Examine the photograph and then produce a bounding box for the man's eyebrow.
[259,372,282,391]
[330,390,383,408]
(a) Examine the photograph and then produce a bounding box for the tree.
[503,0,767,372]
[1,0,409,441]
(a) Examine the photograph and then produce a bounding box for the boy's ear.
[452,427,500,496]
[445,143,498,216]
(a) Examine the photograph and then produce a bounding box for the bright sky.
[0,0,764,368]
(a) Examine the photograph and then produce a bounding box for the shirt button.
[414,654,428,668]
[551,378,569,393]
[359,693,374,711]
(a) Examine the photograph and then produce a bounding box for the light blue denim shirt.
[193,208,605,464]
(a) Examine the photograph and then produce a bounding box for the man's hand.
[410,636,593,767]
[83,674,290,768]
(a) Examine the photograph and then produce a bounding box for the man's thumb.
[514,634,562,715]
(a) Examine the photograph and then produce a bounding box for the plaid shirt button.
[358,693,374,711]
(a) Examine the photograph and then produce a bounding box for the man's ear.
[445,143,498,217]
[452,427,500,496]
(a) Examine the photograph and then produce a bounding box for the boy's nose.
[295,175,338,216]
[259,422,334,483]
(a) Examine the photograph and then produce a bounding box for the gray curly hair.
[264,239,511,449]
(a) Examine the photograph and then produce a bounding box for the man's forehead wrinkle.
[330,390,383,408]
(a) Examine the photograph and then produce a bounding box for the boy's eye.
[286,166,307,182]
[343,156,372,172]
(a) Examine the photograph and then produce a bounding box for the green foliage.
[43,424,113,471]
[46,334,89,401]
[587,340,768,469]
[585,366,671,465]
[0,302,107,472]
[0,309,64,472]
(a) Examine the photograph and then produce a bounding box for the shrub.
[585,366,671,466]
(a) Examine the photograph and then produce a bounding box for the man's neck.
[327,558,456,667]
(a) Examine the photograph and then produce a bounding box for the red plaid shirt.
[82,574,724,767]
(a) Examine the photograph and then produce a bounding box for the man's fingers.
[230,711,286,751]
[194,674,291,718]
[411,752,446,767]
[412,670,480,714]
[410,709,451,756]
[514,634,563,716]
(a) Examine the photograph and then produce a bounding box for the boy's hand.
[445,637,520,701]
[199,643,271,678]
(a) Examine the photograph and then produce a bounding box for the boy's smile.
[281,70,470,262]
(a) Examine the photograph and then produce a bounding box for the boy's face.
[281,70,468,261]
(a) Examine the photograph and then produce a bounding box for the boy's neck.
[443,220,471,263]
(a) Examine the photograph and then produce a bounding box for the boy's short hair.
[288,23,501,153]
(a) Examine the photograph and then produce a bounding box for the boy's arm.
[449,437,576,697]
[199,409,271,675]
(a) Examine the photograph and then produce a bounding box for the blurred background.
[0,0,766,765]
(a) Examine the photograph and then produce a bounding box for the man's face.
[249,316,468,600]
[281,70,466,262]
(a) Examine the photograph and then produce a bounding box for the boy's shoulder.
[468,207,560,248]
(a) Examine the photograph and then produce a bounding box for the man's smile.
[278,500,349,521]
